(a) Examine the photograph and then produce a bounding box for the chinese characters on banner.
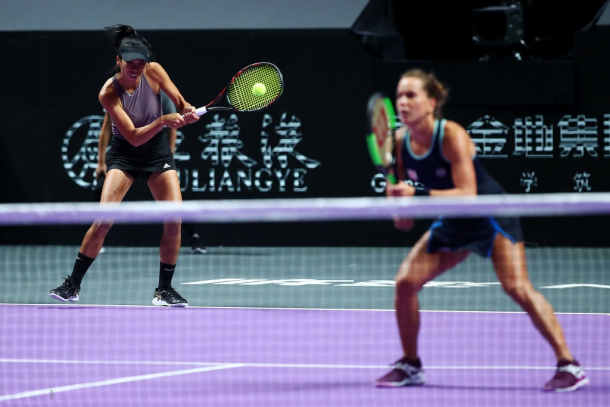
[371,114,609,193]
[63,112,607,195]
[63,112,321,193]
[181,113,320,192]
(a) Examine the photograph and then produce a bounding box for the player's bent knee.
[396,261,429,292]
[395,274,422,295]
[502,281,533,303]
[91,221,113,236]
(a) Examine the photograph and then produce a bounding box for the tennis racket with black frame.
[193,62,284,116]
[365,92,397,184]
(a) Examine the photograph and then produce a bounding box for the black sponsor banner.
[0,30,608,247]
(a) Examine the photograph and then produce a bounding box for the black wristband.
[414,187,430,196]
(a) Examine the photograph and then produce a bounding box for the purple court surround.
[0,304,607,406]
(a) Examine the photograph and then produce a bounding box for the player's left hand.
[392,216,414,232]
[386,181,415,197]
[95,164,107,180]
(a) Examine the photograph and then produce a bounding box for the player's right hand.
[182,106,200,125]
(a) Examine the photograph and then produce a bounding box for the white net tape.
[0,193,609,225]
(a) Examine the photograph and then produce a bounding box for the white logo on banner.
[573,172,592,192]
[182,112,320,193]
[558,115,598,157]
[604,114,610,157]
[514,115,553,158]
[62,115,104,188]
[173,130,190,161]
[520,172,538,193]
[371,113,610,193]
[467,115,510,158]
[64,113,319,193]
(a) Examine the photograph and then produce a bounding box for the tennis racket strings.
[372,98,395,169]
[228,63,284,112]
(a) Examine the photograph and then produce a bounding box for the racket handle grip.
[195,107,207,116]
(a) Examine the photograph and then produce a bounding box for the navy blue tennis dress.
[106,73,177,177]
[400,119,523,258]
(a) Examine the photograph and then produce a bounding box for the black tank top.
[400,119,505,195]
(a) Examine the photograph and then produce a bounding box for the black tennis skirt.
[106,131,176,174]
[427,216,524,258]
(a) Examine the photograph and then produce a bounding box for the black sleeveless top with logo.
[400,119,523,258]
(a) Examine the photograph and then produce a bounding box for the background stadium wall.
[0,28,608,247]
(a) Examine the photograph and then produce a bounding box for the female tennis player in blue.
[49,24,199,307]
[375,69,588,392]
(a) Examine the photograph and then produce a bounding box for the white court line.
[541,283,610,289]
[2,359,609,401]
[0,358,220,366]
[1,358,609,371]
[1,303,608,315]
[0,363,243,402]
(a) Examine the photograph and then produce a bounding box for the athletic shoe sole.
[49,293,79,303]
[376,380,425,388]
[375,372,426,388]
[152,298,188,307]
[549,377,590,392]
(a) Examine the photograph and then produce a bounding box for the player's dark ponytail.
[104,24,152,50]
[104,24,153,73]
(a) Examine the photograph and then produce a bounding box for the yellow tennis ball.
[252,83,266,96]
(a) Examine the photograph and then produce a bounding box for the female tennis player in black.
[375,69,588,392]
[50,24,199,307]
[96,95,207,254]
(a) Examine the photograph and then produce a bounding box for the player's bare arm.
[146,63,197,121]
[437,120,477,197]
[99,79,181,147]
